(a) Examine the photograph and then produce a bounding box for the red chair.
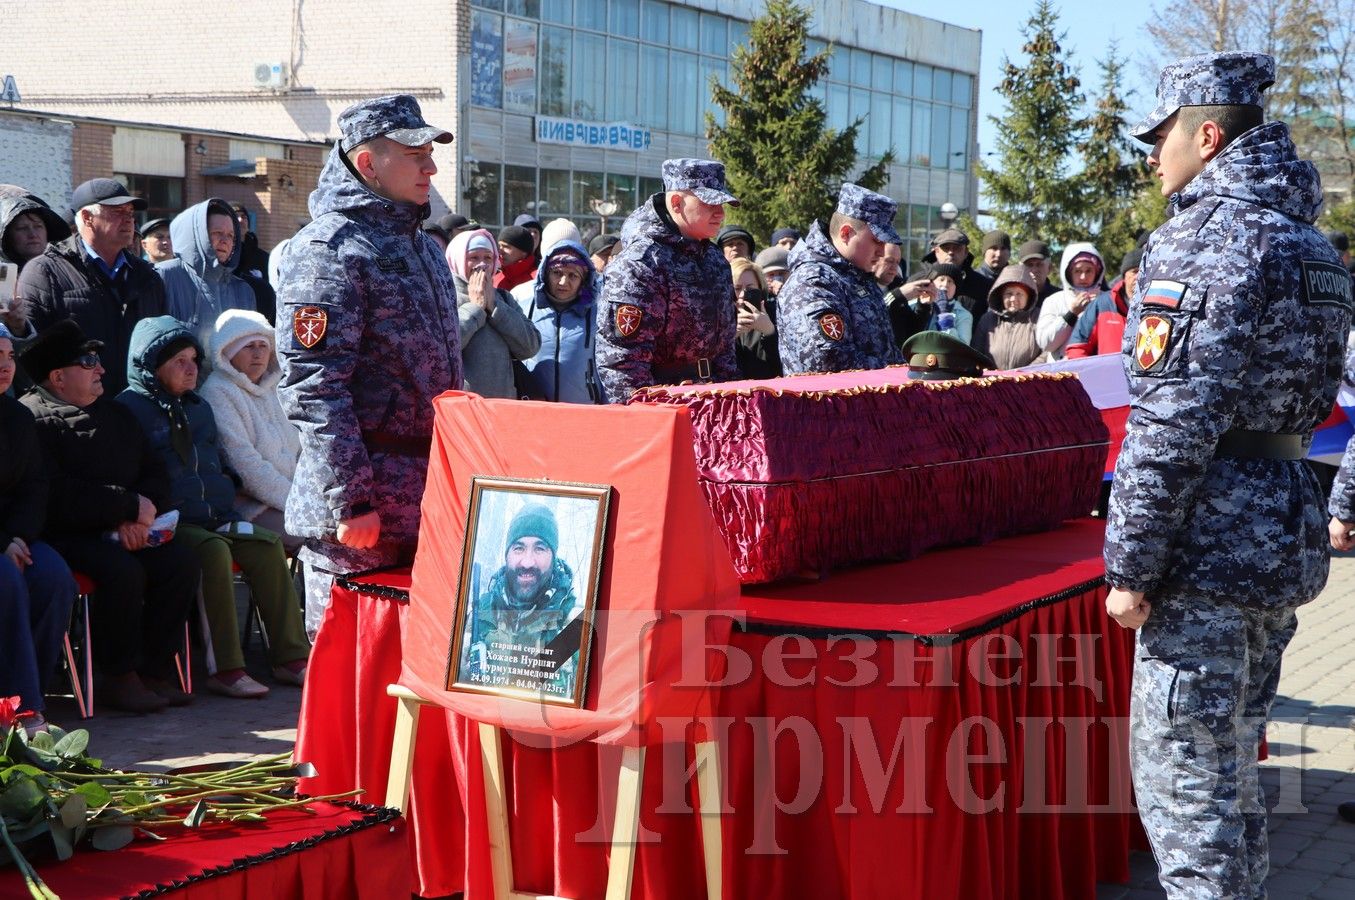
[66,572,193,719]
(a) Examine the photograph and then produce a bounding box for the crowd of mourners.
[0,162,1141,731]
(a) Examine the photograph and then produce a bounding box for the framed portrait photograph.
[445,476,611,707]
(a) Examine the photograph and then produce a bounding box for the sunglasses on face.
[74,352,100,370]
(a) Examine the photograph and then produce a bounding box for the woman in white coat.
[199,309,302,552]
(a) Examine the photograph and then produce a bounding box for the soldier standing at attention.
[595,158,739,401]
[776,184,904,374]
[1104,53,1352,898]
[276,95,462,637]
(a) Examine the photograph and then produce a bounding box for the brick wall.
[70,122,115,191]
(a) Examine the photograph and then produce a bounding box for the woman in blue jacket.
[516,240,602,403]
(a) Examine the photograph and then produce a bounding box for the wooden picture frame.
[445,476,610,708]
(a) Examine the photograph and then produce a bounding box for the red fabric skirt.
[296,521,1142,899]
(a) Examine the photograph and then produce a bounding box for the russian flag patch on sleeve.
[1142,280,1187,309]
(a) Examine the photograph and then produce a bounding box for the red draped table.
[295,517,1140,899]
[0,801,408,899]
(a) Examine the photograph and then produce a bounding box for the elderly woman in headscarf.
[447,228,540,399]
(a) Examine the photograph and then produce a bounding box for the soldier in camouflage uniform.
[466,503,578,696]
[777,183,904,374]
[595,158,739,401]
[275,95,462,637]
[1105,53,1353,898]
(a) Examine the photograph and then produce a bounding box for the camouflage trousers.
[1131,593,1298,900]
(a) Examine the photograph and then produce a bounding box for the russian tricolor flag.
[1142,280,1186,309]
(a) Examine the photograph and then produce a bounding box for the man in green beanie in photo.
[466,502,579,696]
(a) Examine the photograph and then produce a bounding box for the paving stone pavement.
[1097,554,1355,899]
[42,558,1355,897]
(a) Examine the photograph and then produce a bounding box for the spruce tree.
[707,0,892,243]
[975,0,1088,247]
[1078,48,1154,268]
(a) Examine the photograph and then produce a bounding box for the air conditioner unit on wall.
[253,62,286,90]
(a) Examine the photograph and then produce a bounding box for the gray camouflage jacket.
[776,221,902,374]
[275,145,462,564]
[1106,121,1351,606]
[595,194,738,401]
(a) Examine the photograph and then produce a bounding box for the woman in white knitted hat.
[199,309,302,552]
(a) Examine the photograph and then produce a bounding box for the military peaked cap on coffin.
[837,183,901,244]
[661,158,739,206]
[1131,51,1275,142]
[902,330,995,381]
[338,94,454,152]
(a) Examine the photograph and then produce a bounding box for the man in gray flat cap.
[1104,52,1351,898]
[776,183,904,374]
[275,94,463,637]
[595,158,740,400]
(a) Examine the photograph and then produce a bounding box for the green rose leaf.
[73,781,112,809]
[91,824,133,851]
[59,794,88,829]
[52,730,89,759]
[183,800,208,828]
[48,823,74,861]
[0,777,45,818]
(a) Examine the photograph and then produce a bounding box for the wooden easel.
[385,684,724,900]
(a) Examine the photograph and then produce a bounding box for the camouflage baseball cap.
[1131,52,1275,143]
[837,183,901,244]
[661,158,739,206]
[338,94,453,153]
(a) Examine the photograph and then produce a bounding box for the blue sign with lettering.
[535,116,652,152]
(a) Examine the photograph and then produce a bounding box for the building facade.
[1,0,979,263]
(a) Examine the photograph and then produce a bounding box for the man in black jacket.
[920,228,992,314]
[18,179,168,394]
[19,319,198,713]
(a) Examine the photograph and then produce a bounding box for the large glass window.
[827,83,850,133]
[504,165,537,222]
[914,65,932,100]
[540,168,571,216]
[470,11,503,109]
[639,176,663,199]
[700,56,727,128]
[700,13,727,56]
[573,31,606,117]
[911,102,931,166]
[572,171,605,214]
[469,162,502,227]
[952,72,972,108]
[932,69,953,104]
[538,26,571,115]
[639,45,669,130]
[670,6,699,51]
[117,174,183,225]
[607,173,637,213]
[607,39,640,121]
[869,91,892,159]
[575,0,606,31]
[850,87,870,131]
[472,0,504,9]
[505,0,539,15]
[930,103,950,166]
[503,19,538,113]
[729,19,749,50]
[541,0,571,25]
[893,97,912,162]
[950,108,969,170]
[850,49,871,86]
[640,0,667,43]
[873,54,893,92]
[611,0,639,37]
[670,50,701,134]
[894,60,913,96]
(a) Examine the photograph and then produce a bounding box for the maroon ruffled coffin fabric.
[631,368,1109,583]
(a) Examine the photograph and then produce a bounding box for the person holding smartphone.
[730,258,780,379]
